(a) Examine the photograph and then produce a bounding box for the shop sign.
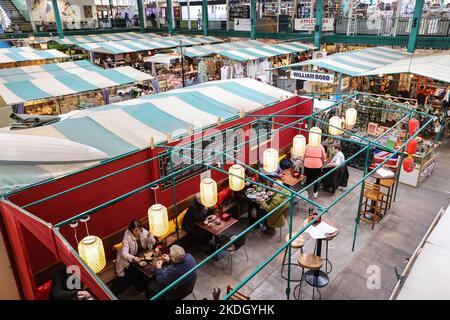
[294,18,335,32]
[290,70,335,83]
[234,18,251,31]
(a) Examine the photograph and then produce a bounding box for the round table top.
[302,216,340,240]
[371,168,395,180]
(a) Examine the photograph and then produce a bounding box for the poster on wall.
[27,0,93,24]
[234,18,251,31]
[294,18,335,32]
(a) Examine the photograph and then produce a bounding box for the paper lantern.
[200,178,217,207]
[263,148,279,173]
[148,204,169,237]
[229,164,245,191]
[78,235,106,274]
[403,157,415,173]
[329,116,343,135]
[346,108,357,126]
[292,134,306,157]
[308,127,322,147]
[406,139,418,154]
[408,118,420,135]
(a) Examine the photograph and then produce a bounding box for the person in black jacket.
[182,193,214,246]
[51,264,92,300]
[146,245,197,299]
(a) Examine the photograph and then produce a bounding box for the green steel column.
[251,0,257,40]
[169,151,180,240]
[285,196,295,300]
[314,0,324,48]
[167,0,174,35]
[137,0,146,32]
[202,0,209,36]
[351,145,370,252]
[407,0,424,53]
[51,0,64,38]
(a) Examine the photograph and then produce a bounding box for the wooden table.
[195,217,238,237]
[302,217,339,287]
[281,169,306,187]
[132,249,169,279]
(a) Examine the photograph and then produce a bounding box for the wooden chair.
[359,181,386,230]
[293,253,323,300]
[226,285,250,300]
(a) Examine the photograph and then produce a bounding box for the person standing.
[304,141,326,199]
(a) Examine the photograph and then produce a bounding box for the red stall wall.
[2,97,313,279]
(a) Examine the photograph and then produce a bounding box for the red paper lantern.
[406,139,418,154]
[408,118,420,135]
[403,157,415,173]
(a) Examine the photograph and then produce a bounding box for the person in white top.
[322,144,347,194]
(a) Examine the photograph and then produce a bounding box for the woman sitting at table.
[256,181,289,234]
[322,144,349,194]
[116,220,156,279]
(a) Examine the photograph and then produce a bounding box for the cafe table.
[132,248,169,279]
[302,217,339,287]
[367,168,395,220]
[195,216,238,252]
[281,169,306,187]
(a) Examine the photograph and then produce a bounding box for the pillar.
[251,0,256,40]
[407,0,424,53]
[202,0,208,36]
[51,0,64,38]
[167,0,174,34]
[137,0,146,32]
[314,0,323,48]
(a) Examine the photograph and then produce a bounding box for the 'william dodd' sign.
[290,70,335,83]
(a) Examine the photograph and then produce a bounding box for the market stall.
[181,41,315,86]
[0,47,69,68]
[275,46,411,96]
[0,64,153,116]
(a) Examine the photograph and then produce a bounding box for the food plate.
[144,252,154,260]
[138,261,147,267]
[247,194,257,200]
[246,188,255,193]
[207,215,217,222]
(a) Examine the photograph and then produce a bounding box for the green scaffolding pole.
[51,0,64,39]
[407,0,424,53]
[169,151,180,240]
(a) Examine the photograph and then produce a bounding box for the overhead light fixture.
[229,164,245,191]
[292,134,306,158]
[263,148,279,173]
[308,127,322,147]
[200,178,218,207]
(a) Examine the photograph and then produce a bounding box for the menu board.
[229,4,250,20]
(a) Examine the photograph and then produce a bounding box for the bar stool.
[293,253,323,300]
[379,178,395,211]
[359,182,386,230]
[280,233,307,282]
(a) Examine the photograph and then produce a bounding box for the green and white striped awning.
[0,60,101,83]
[77,36,223,54]
[0,78,294,194]
[0,66,152,105]
[51,32,161,45]
[0,47,68,64]
[282,47,411,76]
[182,40,264,58]
[216,42,316,62]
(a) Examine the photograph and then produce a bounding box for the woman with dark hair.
[115,219,155,278]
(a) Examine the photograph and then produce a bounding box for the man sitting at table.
[182,193,215,247]
[146,245,197,300]
[322,144,349,194]
[256,180,289,235]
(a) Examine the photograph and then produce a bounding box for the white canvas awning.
[363,51,450,84]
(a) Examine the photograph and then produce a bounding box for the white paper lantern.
[292,134,306,157]
[78,235,106,274]
[200,178,217,207]
[346,108,357,126]
[329,116,343,135]
[308,127,322,147]
[229,164,245,191]
[148,204,169,237]
[263,148,279,173]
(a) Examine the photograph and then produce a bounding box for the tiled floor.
[116,140,450,300]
